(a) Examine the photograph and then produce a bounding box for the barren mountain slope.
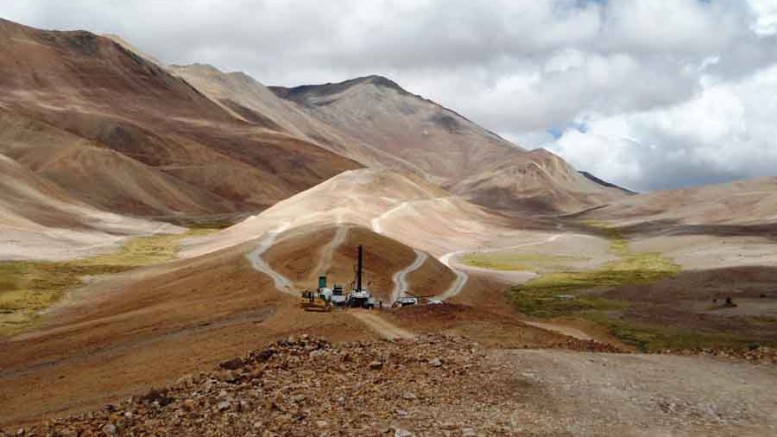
[0,152,182,260]
[262,224,456,302]
[575,177,777,271]
[169,64,426,173]
[452,148,629,213]
[271,76,627,213]
[0,19,358,219]
[583,176,777,226]
[0,110,235,218]
[179,168,548,261]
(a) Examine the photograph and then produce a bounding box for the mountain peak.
[269,74,409,104]
[353,74,404,91]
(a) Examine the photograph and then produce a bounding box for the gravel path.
[435,250,469,300]
[244,222,294,294]
[435,229,567,301]
[20,335,777,436]
[391,249,428,303]
[489,348,777,435]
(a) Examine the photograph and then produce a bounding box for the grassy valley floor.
[0,229,214,336]
[464,222,777,352]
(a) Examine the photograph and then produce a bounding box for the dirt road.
[242,223,414,341]
[435,226,574,300]
[245,222,294,294]
[370,201,409,234]
[522,320,595,341]
[391,249,428,302]
[349,310,415,340]
[23,335,777,436]
[490,348,777,435]
[436,250,468,300]
[309,223,349,280]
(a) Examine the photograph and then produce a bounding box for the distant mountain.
[0,17,625,222]
[173,65,629,214]
[270,76,627,213]
[0,19,358,221]
[581,176,777,226]
[168,65,415,174]
[269,75,524,183]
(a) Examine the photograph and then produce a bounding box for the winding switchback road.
[245,222,295,295]
[391,249,428,303]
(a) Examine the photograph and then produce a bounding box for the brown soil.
[264,224,439,303]
[404,254,456,298]
[585,266,777,346]
[0,246,369,427]
[9,335,776,436]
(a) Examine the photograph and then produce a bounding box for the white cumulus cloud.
[0,0,775,191]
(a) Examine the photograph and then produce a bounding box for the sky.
[1,0,776,192]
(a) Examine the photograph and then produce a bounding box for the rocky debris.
[669,345,777,365]
[5,334,773,436]
[5,335,530,436]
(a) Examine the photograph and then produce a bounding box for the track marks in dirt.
[309,224,349,281]
[522,321,595,341]
[436,228,572,301]
[370,202,409,235]
[349,310,415,340]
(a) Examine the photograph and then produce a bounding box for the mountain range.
[3,17,777,432]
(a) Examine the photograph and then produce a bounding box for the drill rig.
[345,245,378,309]
[300,244,378,311]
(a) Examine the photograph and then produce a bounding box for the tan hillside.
[271,76,627,213]
[169,64,427,174]
[0,18,359,219]
[0,152,182,260]
[581,176,777,226]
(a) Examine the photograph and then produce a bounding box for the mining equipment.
[393,295,419,307]
[300,275,333,312]
[346,245,378,309]
[330,283,348,307]
[301,245,378,311]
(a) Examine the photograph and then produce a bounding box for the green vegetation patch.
[461,252,584,271]
[80,233,186,267]
[584,312,750,352]
[0,229,215,336]
[512,227,680,318]
[511,222,687,350]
